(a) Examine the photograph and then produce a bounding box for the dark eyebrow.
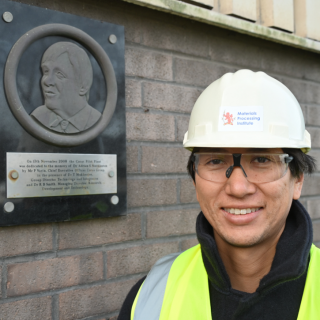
[246,148,272,153]
[248,148,276,153]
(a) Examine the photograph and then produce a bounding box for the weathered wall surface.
[1,0,320,319]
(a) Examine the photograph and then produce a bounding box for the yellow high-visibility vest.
[131,244,320,320]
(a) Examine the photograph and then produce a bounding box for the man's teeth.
[224,208,261,215]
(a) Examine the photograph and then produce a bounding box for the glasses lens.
[241,154,289,183]
[195,153,233,182]
[194,153,290,183]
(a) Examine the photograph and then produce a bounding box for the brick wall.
[1,0,320,319]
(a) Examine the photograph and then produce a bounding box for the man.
[119,70,319,319]
[31,42,101,133]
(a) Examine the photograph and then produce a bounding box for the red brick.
[313,220,320,243]
[126,79,141,108]
[0,224,52,258]
[107,242,179,278]
[307,127,320,148]
[140,19,209,57]
[209,35,262,69]
[128,179,177,207]
[306,105,320,125]
[59,214,141,250]
[0,297,51,320]
[141,146,189,173]
[7,252,103,296]
[176,115,190,142]
[180,178,197,203]
[0,266,2,298]
[301,175,320,196]
[126,113,175,142]
[143,82,201,113]
[59,279,137,320]
[147,209,198,238]
[181,238,199,251]
[126,48,173,81]
[307,198,320,220]
[127,146,139,173]
[308,150,320,172]
[174,57,235,87]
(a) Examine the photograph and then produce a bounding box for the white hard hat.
[183,69,310,153]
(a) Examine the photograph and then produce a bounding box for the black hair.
[283,148,316,178]
[187,148,316,182]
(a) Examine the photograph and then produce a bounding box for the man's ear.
[79,86,89,96]
[293,173,304,200]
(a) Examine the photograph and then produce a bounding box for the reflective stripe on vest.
[131,244,320,320]
[131,252,180,320]
[297,244,320,319]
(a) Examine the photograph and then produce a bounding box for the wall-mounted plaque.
[0,0,126,226]
[7,153,117,198]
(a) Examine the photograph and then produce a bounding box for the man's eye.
[207,159,224,165]
[253,157,270,164]
[56,72,65,79]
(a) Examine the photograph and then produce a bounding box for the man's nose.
[43,72,55,86]
[224,166,256,198]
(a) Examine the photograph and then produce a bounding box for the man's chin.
[45,102,59,111]
[219,232,264,248]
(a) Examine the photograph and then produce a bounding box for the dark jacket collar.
[197,200,313,295]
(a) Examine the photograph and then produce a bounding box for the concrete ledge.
[122,0,320,54]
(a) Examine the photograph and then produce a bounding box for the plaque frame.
[4,23,118,147]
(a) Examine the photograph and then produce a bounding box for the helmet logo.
[218,106,264,132]
[222,111,234,125]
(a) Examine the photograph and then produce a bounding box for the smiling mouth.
[223,207,262,215]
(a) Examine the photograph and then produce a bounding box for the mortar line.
[141,78,145,109]
[138,144,142,173]
[52,223,59,258]
[126,106,192,116]
[142,211,147,240]
[174,115,178,141]
[52,294,59,320]
[176,178,181,204]
[1,264,7,299]
[103,252,107,280]
[127,173,190,179]
[79,310,119,320]
[127,202,200,213]
[126,141,185,147]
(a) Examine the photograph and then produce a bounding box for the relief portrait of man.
[31,41,101,133]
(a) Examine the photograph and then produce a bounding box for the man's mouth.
[44,91,56,97]
[223,207,262,215]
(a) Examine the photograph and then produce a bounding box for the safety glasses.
[193,153,293,184]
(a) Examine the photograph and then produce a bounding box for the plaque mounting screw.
[108,171,115,178]
[11,171,19,179]
[110,195,119,205]
[4,202,14,213]
[2,12,13,23]
[109,34,117,44]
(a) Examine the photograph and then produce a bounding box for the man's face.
[195,148,304,248]
[41,53,79,112]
